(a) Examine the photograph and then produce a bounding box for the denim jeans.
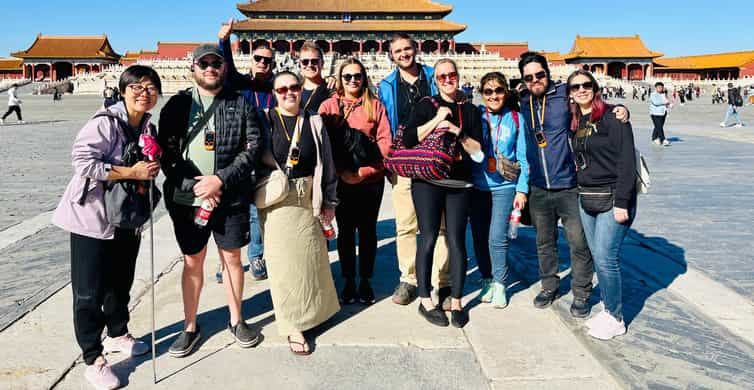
[247,204,263,261]
[470,187,515,285]
[529,186,594,299]
[579,203,636,321]
[723,105,742,125]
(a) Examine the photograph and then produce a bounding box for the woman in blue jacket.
[470,72,529,308]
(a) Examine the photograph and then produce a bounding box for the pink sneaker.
[84,357,120,390]
[103,334,149,356]
[587,312,626,340]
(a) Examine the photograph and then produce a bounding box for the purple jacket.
[52,102,153,239]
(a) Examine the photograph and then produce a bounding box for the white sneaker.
[587,312,626,340]
[662,140,671,146]
[734,123,743,128]
[0,118,4,125]
[585,310,610,329]
[652,139,661,145]
[84,356,120,390]
[103,333,149,356]
[720,122,727,127]
[19,120,25,124]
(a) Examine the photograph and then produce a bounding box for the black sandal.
[287,336,312,356]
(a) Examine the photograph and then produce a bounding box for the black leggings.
[336,179,384,279]
[2,105,22,121]
[70,229,140,365]
[412,180,471,299]
[651,114,666,142]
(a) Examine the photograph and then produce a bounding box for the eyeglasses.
[253,55,273,65]
[300,58,320,66]
[482,87,506,96]
[342,73,363,82]
[569,81,594,92]
[436,72,458,83]
[195,59,224,70]
[523,71,547,83]
[274,84,301,95]
[127,84,159,96]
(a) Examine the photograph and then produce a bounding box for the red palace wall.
[0,70,23,79]
[156,43,203,59]
[741,61,754,78]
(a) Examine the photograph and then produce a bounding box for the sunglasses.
[342,73,363,82]
[195,59,224,70]
[300,58,320,66]
[569,81,595,92]
[482,87,506,96]
[436,72,458,83]
[253,55,273,65]
[127,84,159,96]
[274,84,301,95]
[523,71,547,83]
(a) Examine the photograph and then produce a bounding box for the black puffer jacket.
[158,87,262,208]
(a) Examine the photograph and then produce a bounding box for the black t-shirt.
[396,68,431,126]
[403,96,483,181]
[572,110,636,208]
[271,112,316,179]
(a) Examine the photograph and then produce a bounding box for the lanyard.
[485,107,504,155]
[275,108,301,144]
[529,95,547,131]
[255,92,271,109]
[303,88,316,111]
[456,103,463,130]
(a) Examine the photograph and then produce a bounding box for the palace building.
[653,51,754,80]
[230,0,466,55]
[0,58,24,79]
[11,34,120,81]
[564,35,663,80]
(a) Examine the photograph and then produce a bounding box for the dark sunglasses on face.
[195,59,224,70]
[523,70,547,83]
[482,87,506,96]
[127,84,159,96]
[569,81,595,92]
[300,58,320,66]
[274,84,302,95]
[342,73,363,82]
[436,72,458,83]
[253,55,273,65]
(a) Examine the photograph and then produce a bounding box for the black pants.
[2,105,22,121]
[71,229,140,365]
[651,114,666,142]
[336,179,384,279]
[529,186,593,299]
[412,180,471,299]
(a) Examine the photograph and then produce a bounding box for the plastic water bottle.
[322,222,337,241]
[508,208,521,239]
[194,200,213,227]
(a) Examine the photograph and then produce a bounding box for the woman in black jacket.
[567,70,636,340]
[403,59,482,328]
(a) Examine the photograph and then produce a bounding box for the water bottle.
[509,208,521,239]
[194,200,213,227]
[321,218,337,241]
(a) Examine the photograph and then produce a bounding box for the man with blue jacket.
[378,33,450,307]
[518,52,628,317]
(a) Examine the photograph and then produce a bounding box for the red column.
[624,64,628,80]
[289,40,294,54]
[451,39,456,52]
[359,40,363,54]
[31,64,35,81]
[418,40,423,53]
[378,40,383,54]
[51,65,56,81]
[329,40,334,53]
[436,40,441,53]
[72,62,76,78]
[22,64,26,79]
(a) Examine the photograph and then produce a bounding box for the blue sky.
[1,0,751,59]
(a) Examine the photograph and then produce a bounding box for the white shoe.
[103,333,149,356]
[84,356,120,390]
[662,140,671,146]
[0,118,4,125]
[587,312,626,340]
[734,123,743,128]
[19,120,25,124]
[652,139,661,145]
[585,310,610,329]
[720,122,727,127]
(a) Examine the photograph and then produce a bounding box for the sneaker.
[392,282,417,305]
[418,302,449,327]
[478,278,493,303]
[84,357,120,390]
[585,310,611,330]
[18,120,25,124]
[587,312,626,340]
[734,123,743,128]
[228,320,261,348]
[450,309,469,328]
[249,257,268,280]
[491,282,508,309]
[103,333,149,356]
[570,297,591,318]
[340,278,357,304]
[169,327,201,358]
[662,139,671,146]
[720,122,727,127]
[0,118,4,125]
[533,288,558,308]
[652,138,662,145]
[358,278,375,305]
[438,286,452,311]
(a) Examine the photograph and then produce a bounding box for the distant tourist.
[157,44,263,358]
[103,85,118,108]
[1,84,24,125]
[649,82,671,146]
[720,83,745,127]
[567,69,637,340]
[51,65,162,390]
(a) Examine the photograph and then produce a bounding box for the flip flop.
[287,336,312,356]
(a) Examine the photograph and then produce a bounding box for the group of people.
[53,27,641,389]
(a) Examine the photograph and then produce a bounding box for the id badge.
[535,130,547,148]
[204,131,215,151]
[486,157,497,173]
[289,146,300,166]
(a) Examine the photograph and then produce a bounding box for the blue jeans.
[247,204,263,261]
[470,187,515,285]
[578,202,636,321]
[723,105,742,125]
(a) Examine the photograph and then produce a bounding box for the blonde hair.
[336,58,376,122]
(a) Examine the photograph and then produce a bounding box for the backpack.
[384,97,458,180]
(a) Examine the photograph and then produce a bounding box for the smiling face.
[299,48,321,81]
[522,62,549,97]
[273,73,302,114]
[123,77,159,114]
[482,79,506,112]
[569,74,595,107]
[192,54,226,91]
[435,61,459,99]
[389,38,416,70]
[340,63,364,98]
[252,46,274,79]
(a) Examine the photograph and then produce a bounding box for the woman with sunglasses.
[469,72,529,309]
[319,58,392,304]
[403,59,482,328]
[567,70,636,340]
[258,71,340,355]
[52,65,162,389]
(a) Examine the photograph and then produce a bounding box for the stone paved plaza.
[1,92,753,389]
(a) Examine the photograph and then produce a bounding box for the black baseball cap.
[193,44,223,61]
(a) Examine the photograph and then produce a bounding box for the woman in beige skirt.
[257,71,340,355]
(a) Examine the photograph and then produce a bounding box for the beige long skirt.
[258,177,340,335]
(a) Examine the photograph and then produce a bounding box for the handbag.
[578,185,614,214]
[384,97,458,181]
[253,112,303,209]
[494,111,522,182]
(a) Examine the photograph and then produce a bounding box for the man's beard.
[194,72,225,90]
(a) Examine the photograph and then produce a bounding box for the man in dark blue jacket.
[518,52,628,317]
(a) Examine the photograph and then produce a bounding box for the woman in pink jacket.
[319,58,392,305]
